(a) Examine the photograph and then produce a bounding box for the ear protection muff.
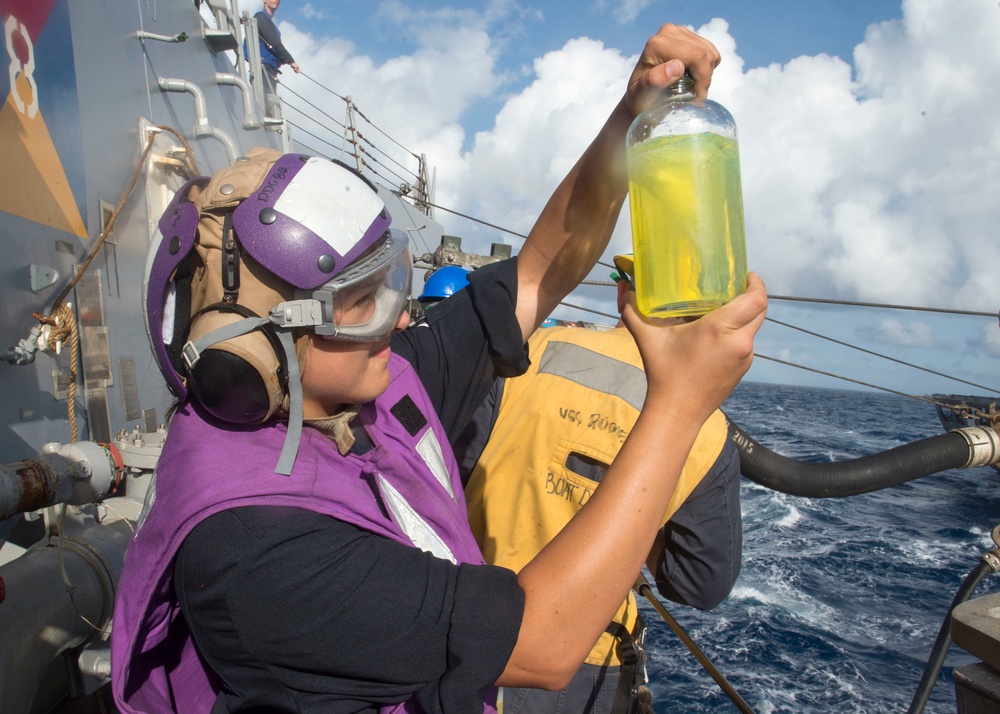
[180,293,306,474]
[184,305,288,424]
[182,186,297,424]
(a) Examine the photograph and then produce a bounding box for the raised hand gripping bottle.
[626,74,748,317]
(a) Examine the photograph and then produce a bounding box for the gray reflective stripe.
[416,429,454,500]
[538,341,646,411]
[378,475,456,563]
[134,470,157,536]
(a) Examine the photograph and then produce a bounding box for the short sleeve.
[392,258,529,444]
[652,439,743,610]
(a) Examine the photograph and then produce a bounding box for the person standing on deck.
[254,0,299,97]
[456,260,742,714]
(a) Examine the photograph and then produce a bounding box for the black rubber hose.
[906,559,993,714]
[728,419,974,497]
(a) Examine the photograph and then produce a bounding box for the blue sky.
[230,0,1000,401]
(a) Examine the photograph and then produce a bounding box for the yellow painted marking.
[0,73,87,238]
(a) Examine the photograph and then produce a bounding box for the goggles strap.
[274,329,303,476]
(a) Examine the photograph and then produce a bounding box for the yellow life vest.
[466,325,728,666]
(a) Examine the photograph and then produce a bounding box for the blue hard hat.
[418,265,470,303]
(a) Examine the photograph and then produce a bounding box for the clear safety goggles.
[271,229,413,342]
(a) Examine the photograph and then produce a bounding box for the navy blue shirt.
[254,10,295,70]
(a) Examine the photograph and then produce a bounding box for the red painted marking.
[2,0,59,41]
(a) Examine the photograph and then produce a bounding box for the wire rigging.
[357,158,409,197]
[289,72,420,160]
[292,138,333,162]
[298,70,346,102]
[284,118,344,154]
[422,200,528,240]
[281,102,409,190]
[769,293,996,318]
[277,80,347,131]
[281,77,422,194]
[277,76,998,406]
[558,295,998,406]
[766,317,1000,394]
[357,138,419,185]
[351,103,421,161]
[753,354,972,409]
[357,145,416,190]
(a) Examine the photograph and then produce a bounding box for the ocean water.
[640,381,999,714]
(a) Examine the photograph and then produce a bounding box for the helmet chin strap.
[183,316,304,476]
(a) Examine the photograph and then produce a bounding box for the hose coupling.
[954,426,1000,468]
[982,525,1000,573]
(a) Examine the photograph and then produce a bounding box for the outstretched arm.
[514,23,721,342]
[500,273,767,689]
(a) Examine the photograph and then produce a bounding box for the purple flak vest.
[111,354,497,714]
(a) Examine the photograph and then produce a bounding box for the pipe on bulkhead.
[135,31,187,43]
[216,73,261,130]
[0,347,34,365]
[0,517,132,711]
[728,420,1000,498]
[0,325,42,365]
[0,441,117,520]
[157,77,238,162]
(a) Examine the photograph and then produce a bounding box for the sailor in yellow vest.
[456,256,742,714]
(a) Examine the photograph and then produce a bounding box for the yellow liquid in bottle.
[627,132,748,317]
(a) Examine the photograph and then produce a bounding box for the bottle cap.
[669,72,694,96]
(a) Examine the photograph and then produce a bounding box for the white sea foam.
[648,381,993,712]
[774,502,802,528]
[897,537,961,566]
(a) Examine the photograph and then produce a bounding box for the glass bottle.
[626,74,748,317]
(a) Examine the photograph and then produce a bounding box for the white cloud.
[276,2,505,204]
[299,3,327,20]
[236,0,261,15]
[278,0,1000,325]
[721,0,1000,311]
[978,322,1000,359]
[458,37,632,239]
[592,0,654,25]
[868,317,935,348]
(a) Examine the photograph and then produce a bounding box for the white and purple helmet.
[142,150,412,473]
